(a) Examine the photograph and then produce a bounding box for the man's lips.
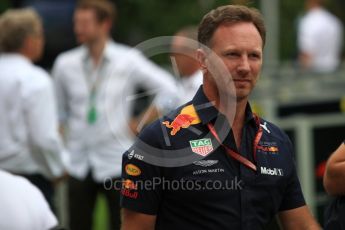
[220,78,251,86]
[233,79,251,83]
[233,78,250,82]
[232,79,251,89]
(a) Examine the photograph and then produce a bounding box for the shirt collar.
[191,86,218,125]
[81,39,113,63]
[244,103,255,124]
[0,53,31,64]
[191,85,255,125]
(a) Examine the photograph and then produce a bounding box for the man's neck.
[306,1,322,11]
[203,79,247,123]
[19,51,33,62]
[87,36,108,67]
[233,99,247,122]
[231,99,247,149]
[203,81,248,148]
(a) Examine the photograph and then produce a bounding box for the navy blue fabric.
[120,86,305,230]
[324,196,345,230]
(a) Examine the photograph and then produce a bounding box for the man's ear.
[196,48,208,74]
[102,19,112,33]
[18,36,33,60]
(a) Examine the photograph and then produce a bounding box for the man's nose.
[237,55,250,75]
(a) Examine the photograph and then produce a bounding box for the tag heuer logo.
[189,138,213,156]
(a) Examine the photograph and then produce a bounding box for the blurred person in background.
[0,8,68,210]
[170,26,203,105]
[0,169,58,230]
[297,0,343,74]
[52,0,178,229]
[323,141,345,229]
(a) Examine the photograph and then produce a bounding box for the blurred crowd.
[0,1,202,229]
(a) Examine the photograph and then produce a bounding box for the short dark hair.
[198,5,266,47]
[76,0,116,23]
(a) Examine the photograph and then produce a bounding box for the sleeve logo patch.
[257,141,279,154]
[125,164,141,176]
[127,150,144,161]
[189,138,213,156]
[123,179,138,190]
[162,104,201,136]
[121,189,138,199]
[260,122,271,133]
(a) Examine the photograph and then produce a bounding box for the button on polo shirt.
[121,86,305,230]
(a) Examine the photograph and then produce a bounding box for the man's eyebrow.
[221,47,239,52]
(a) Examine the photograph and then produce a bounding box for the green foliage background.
[111,0,260,65]
[1,0,343,65]
[112,0,344,63]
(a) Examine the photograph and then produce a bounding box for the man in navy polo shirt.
[120,5,321,230]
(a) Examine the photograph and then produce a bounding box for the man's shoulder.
[259,117,291,143]
[108,41,132,53]
[0,170,58,229]
[29,64,52,85]
[303,8,340,29]
[31,64,50,77]
[54,46,84,66]
[14,62,52,91]
[138,104,188,143]
[107,41,143,61]
[0,170,40,195]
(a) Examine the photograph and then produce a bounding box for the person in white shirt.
[0,8,67,210]
[0,169,58,230]
[52,1,178,229]
[298,0,343,73]
[171,26,203,105]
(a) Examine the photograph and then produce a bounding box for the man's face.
[205,22,263,101]
[73,9,107,44]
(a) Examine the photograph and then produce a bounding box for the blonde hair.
[0,8,42,52]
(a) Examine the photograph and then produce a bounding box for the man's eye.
[226,52,238,57]
[249,53,261,59]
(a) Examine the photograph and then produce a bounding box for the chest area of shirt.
[64,63,128,100]
[163,129,292,184]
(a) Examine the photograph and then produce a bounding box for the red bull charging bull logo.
[162,104,201,136]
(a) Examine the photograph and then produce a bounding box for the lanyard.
[85,63,104,125]
[87,72,103,124]
[207,114,263,171]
